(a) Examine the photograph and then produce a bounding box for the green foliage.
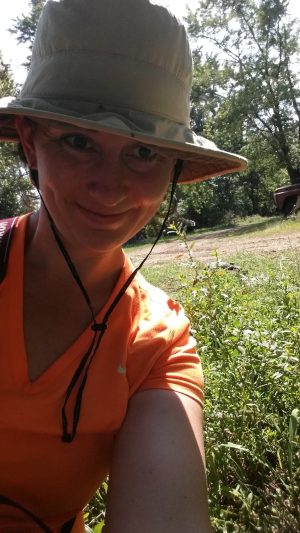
[9,0,46,69]
[0,54,36,216]
[0,54,14,97]
[176,170,279,227]
[0,4,41,216]
[84,481,108,532]
[86,220,300,531]
[179,251,299,531]
[162,0,300,229]
[187,0,300,188]
[0,143,37,217]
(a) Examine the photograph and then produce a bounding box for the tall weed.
[180,252,300,531]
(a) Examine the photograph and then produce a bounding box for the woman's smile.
[75,202,132,228]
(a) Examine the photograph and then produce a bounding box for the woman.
[0,0,246,531]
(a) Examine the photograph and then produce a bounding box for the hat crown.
[33,0,192,87]
[0,0,247,182]
[21,0,192,125]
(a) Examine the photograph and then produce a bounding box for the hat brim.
[0,99,247,184]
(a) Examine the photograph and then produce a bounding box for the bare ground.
[127,225,300,266]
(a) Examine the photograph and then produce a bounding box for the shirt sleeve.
[126,278,204,406]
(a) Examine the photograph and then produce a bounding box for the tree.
[0,50,37,217]
[9,0,46,69]
[187,0,300,184]
[0,143,37,219]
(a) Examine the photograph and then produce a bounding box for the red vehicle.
[274,183,300,216]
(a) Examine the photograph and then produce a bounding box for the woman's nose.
[86,156,129,206]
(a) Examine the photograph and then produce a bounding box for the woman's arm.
[105,389,211,532]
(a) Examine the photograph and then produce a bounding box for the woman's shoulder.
[0,213,30,287]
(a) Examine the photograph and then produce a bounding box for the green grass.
[227,214,300,238]
[141,262,189,299]
[125,215,300,256]
[87,220,300,532]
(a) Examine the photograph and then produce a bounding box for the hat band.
[6,96,197,145]
[21,51,191,126]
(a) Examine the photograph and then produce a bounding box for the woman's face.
[16,117,175,252]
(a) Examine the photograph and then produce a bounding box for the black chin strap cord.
[39,196,97,327]
[38,159,183,442]
[0,495,52,532]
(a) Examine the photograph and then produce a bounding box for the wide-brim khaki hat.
[0,0,247,184]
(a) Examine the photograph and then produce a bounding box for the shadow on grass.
[125,216,285,250]
[188,217,282,241]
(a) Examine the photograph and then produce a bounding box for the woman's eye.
[123,144,164,172]
[62,134,94,151]
[134,145,157,161]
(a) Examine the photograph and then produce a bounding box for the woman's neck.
[25,210,125,297]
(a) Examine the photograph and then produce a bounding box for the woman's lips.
[75,203,130,227]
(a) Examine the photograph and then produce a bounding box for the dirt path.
[127,226,300,266]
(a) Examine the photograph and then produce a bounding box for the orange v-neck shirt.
[0,214,204,532]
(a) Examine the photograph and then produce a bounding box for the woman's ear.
[15,116,38,169]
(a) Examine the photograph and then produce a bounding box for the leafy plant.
[88,231,300,531]
[179,251,300,531]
